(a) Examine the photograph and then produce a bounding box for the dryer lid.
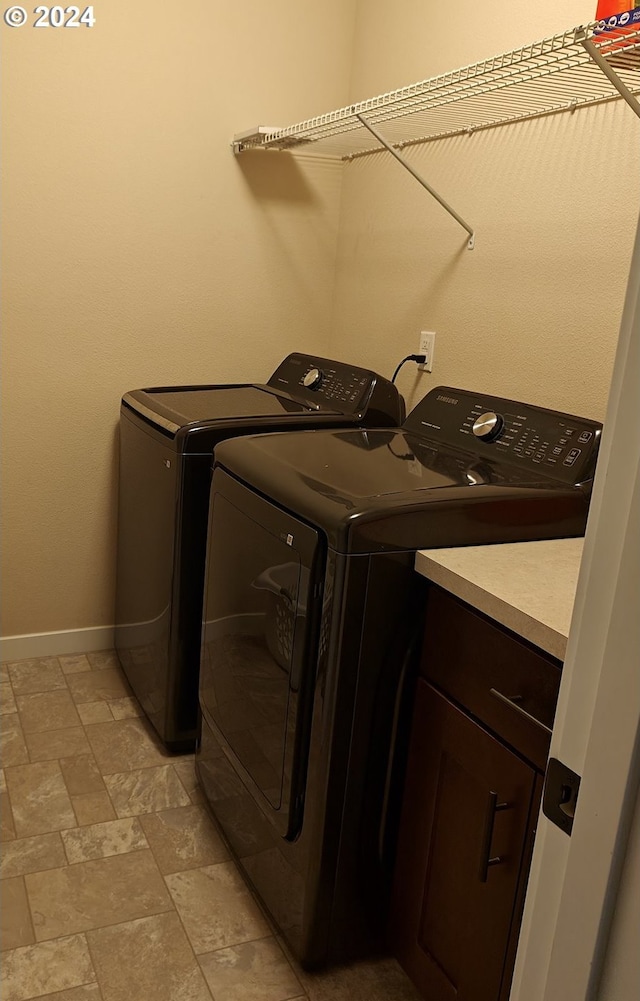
[212,426,588,552]
[214,427,558,505]
[211,386,602,554]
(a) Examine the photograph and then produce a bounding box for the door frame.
[510,212,640,1000]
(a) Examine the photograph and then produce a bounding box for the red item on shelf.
[595,1,637,16]
[593,2,640,51]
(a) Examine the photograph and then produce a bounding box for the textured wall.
[329,0,640,416]
[0,0,356,636]
[3,0,639,639]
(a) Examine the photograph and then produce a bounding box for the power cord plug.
[392,354,427,383]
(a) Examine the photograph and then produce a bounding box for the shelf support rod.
[355,113,475,249]
[578,31,640,120]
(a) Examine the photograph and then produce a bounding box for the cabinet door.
[389,681,539,1001]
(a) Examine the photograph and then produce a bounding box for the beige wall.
[0,1,357,637]
[330,0,640,416]
[2,0,639,642]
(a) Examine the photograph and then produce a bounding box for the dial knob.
[472,411,504,442]
[302,367,323,390]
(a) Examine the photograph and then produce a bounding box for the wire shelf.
[233,22,640,159]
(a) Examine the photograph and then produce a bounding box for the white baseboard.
[0,626,116,662]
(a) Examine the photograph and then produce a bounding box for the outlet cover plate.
[419,331,435,372]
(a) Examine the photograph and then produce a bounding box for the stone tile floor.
[0,651,421,1001]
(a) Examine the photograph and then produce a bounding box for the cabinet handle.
[489,688,552,736]
[478,791,509,882]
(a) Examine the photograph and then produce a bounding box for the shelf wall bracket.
[578,29,640,120]
[355,113,475,249]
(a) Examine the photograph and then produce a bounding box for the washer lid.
[123,385,317,433]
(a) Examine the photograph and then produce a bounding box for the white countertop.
[415,538,584,660]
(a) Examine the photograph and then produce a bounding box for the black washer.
[114,353,404,751]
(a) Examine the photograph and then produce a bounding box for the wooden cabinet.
[389,585,560,1001]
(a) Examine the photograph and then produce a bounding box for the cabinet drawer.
[420,586,561,770]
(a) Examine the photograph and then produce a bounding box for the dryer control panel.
[404,386,602,487]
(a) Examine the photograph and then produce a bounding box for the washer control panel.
[268,353,390,414]
[300,364,372,406]
[405,386,602,485]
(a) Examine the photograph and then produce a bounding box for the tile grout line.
[81,932,107,1001]
[21,897,177,948]
[67,930,105,1001]
[21,869,42,954]
[1,759,18,843]
[157,877,218,1001]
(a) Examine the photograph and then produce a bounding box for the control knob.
[472,411,504,442]
[302,367,323,390]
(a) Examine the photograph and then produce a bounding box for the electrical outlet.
[418,331,436,372]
